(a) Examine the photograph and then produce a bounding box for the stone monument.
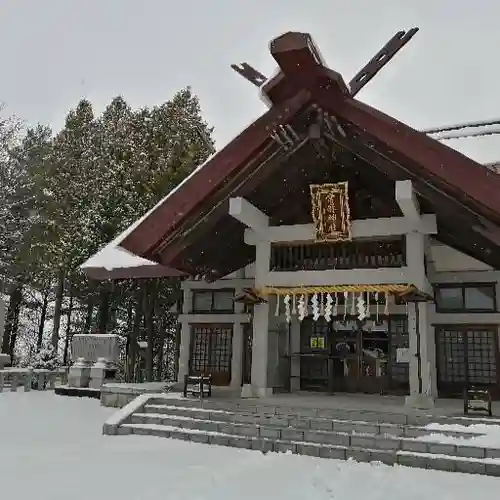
[68,334,120,389]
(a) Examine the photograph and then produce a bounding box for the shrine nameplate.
[310,182,351,242]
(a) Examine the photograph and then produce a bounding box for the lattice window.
[437,329,465,383]
[437,327,497,386]
[190,325,233,375]
[466,329,497,384]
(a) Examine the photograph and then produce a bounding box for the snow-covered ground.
[1,393,500,500]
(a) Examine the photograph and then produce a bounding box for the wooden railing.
[270,238,405,272]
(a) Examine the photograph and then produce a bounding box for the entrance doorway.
[299,316,409,394]
[436,325,499,397]
[189,324,233,386]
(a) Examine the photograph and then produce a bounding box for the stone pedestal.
[241,384,254,398]
[89,357,117,389]
[68,358,91,388]
[0,353,10,370]
[68,335,120,389]
[405,393,435,410]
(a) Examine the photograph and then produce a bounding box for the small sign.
[396,348,410,364]
[310,336,326,349]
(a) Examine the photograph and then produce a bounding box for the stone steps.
[142,403,480,440]
[132,409,498,460]
[114,421,500,476]
[145,396,499,427]
[103,395,500,476]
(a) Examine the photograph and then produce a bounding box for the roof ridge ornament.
[231,28,419,98]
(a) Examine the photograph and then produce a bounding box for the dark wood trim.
[297,314,408,395]
[312,86,500,225]
[434,282,497,313]
[191,289,235,314]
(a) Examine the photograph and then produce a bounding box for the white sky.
[1,0,500,162]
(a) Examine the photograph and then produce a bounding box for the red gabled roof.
[120,31,500,271]
[120,89,312,259]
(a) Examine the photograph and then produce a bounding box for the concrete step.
[111,422,500,477]
[147,396,499,427]
[131,411,499,461]
[142,403,481,440]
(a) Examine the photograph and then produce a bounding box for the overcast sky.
[2,0,500,162]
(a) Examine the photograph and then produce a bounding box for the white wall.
[430,241,492,272]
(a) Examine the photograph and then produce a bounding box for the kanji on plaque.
[310,182,352,242]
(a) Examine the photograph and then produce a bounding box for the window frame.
[191,288,235,314]
[434,283,497,313]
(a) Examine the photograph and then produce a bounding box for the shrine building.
[83,31,500,407]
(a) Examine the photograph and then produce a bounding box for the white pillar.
[249,239,272,397]
[405,302,435,409]
[230,323,244,390]
[250,302,272,397]
[418,302,438,398]
[407,302,419,395]
[177,288,192,382]
[177,323,191,382]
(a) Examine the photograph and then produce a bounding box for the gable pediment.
[430,241,493,272]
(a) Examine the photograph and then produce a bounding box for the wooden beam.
[395,180,421,221]
[266,267,412,287]
[229,197,269,233]
[244,215,437,245]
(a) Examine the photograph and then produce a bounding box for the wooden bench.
[183,374,212,399]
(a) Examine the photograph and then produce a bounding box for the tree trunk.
[63,287,74,365]
[36,290,49,351]
[2,284,23,358]
[83,300,94,335]
[97,285,110,335]
[143,281,155,382]
[51,270,65,349]
[156,313,168,381]
[127,285,143,382]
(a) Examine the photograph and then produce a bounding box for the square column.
[406,302,436,409]
[177,323,191,382]
[177,288,192,382]
[248,239,273,397]
[250,301,272,397]
[230,322,244,390]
